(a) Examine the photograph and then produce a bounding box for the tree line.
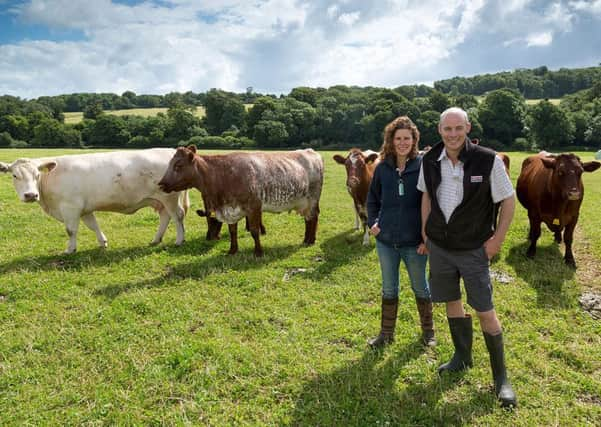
[1,65,601,151]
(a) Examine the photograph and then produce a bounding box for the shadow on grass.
[290,343,493,426]
[307,230,376,279]
[505,241,576,307]
[0,236,222,274]
[93,243,302,300]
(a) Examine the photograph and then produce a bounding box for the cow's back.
[251,149,323,212]
[202,149,323,214]
[41,149,176,213]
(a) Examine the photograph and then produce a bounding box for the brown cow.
[516,152,600,267]
[333,148,380,245]
[159,146,323,257]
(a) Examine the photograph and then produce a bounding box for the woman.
[367,116,435,348]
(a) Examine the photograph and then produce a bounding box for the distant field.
[64,107,207,124]
[525,98,561,105]
[64,104,255,124]
[474,97,561,105]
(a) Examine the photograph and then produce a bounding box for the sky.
[0,0,600,99]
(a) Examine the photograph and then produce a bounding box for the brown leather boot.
[416,297,436,347]
[368,297,398,348]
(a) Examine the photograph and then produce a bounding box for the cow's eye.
[12,174,18,179]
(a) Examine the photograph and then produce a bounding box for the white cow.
[0,148,188,253]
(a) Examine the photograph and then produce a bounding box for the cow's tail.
[180,190,190,216]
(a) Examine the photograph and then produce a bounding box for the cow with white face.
[0,148,188,254]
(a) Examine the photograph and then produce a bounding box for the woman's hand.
[370,223,380,236]
[417,241,428,255]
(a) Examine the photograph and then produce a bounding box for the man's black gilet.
[423,139,496,251]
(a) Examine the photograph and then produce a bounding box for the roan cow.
[0,149,188,253]
[158,146,323,257]
[516,152,600,267]
[333,148,380,245]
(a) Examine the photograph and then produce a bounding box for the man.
[417,107,517,408]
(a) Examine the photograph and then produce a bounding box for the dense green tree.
[428,90,450,113]
[478,89,526,146]
[32,119,81,147]
[253,120,288,147]
[204,89,246,135]
[568,111,591,145]
[289,87,319,107]
[584,114,601,146]
[526,100,574,148]
[165,107,203,142]
[415,110,440,147]
[0,114,29,141]
[0,131,13,147]
[246,97,278,132]
[163,92,184,109]
[87,115,130,147]
[83,102,104,119]
[453,94,478,111]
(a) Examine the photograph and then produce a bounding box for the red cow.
[516,152,600,267]
[159,146,323,257]
[333,148,380,245]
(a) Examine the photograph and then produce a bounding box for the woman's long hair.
[379,116,420,161]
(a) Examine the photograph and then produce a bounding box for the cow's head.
[333,149,379,192]
[0,159,57,202]
[541,153,601,201]
[158,145,198,193]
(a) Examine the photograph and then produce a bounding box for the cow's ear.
[187,145,197,153]
[583,161,601,172]
[333,154,346,164]
[541,157,556,169]
[0,162,9,173]
[38,161,57,173]
[366,153,379,164]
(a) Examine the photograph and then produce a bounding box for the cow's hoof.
[565,258,576,269]
[149,240,161,246]
[227,249,238,255]
[64,249,76,254]
[175,240,185,246]
[254,250,264,258]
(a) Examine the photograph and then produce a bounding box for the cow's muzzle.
[23,192,39,202]
[567,191,581,201]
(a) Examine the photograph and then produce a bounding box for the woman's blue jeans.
[376,239,431,300]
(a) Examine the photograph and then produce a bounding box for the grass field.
[525,98,562,106]
[63,107,207,124]
[0,148,600,425]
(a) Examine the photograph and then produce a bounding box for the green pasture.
[63,107,207,124]
[0,148,600,425]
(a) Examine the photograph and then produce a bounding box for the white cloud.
[569,0,601,16]
[338,11,360,26]
[0,0,599,98]
[526,31,553,47]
